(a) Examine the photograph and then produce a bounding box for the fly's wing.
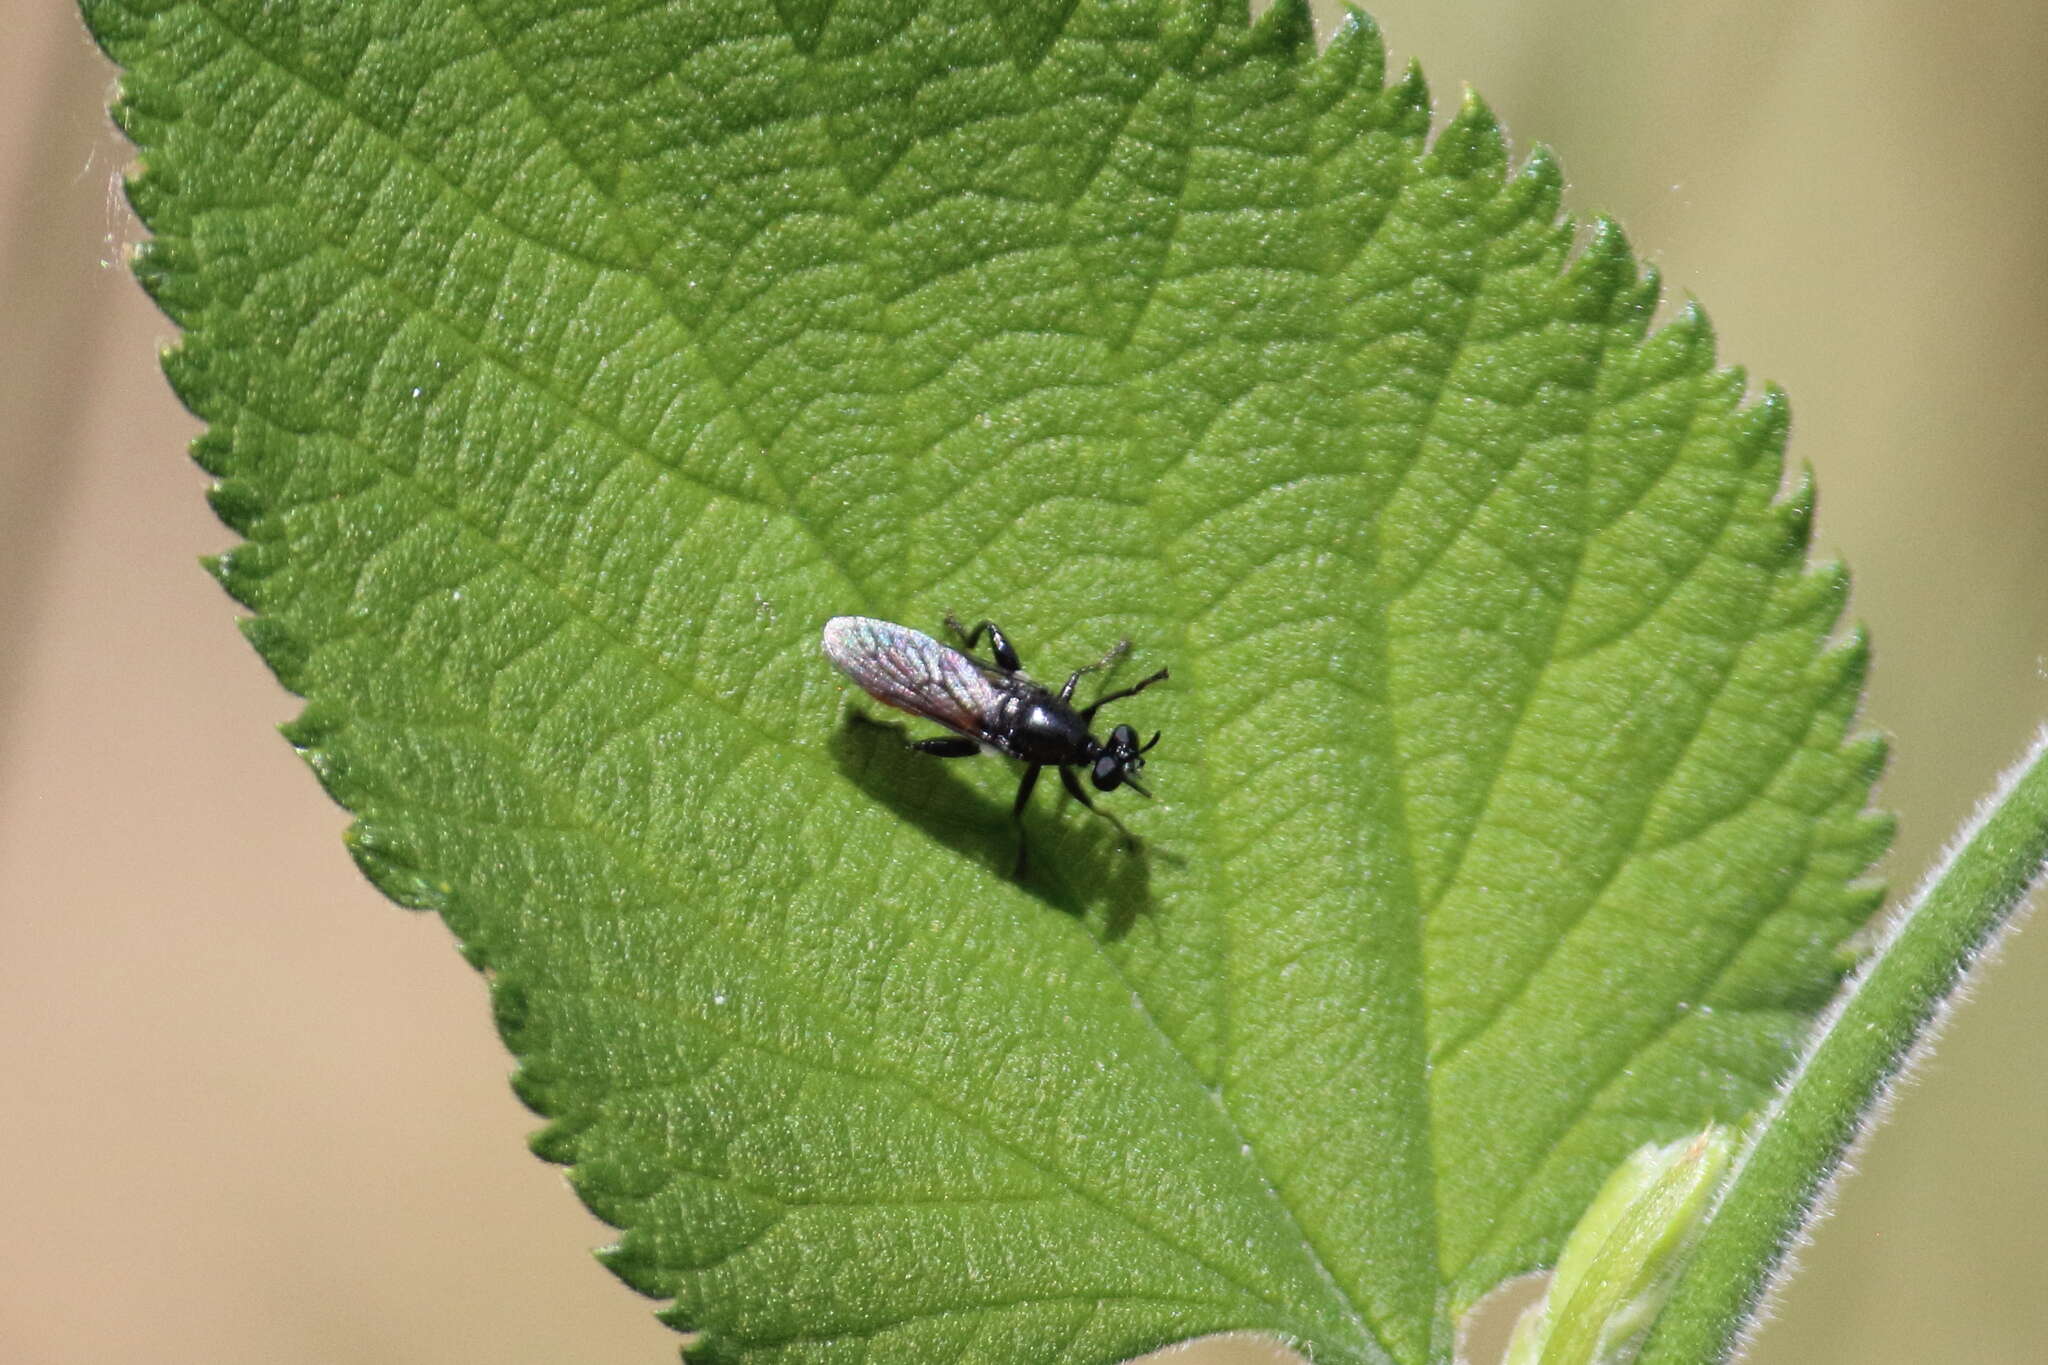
[821,616,1001,741]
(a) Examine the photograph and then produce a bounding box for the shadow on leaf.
[828,710,1158,935]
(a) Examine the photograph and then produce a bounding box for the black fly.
[822,615,1168,876]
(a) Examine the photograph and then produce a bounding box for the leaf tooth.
[1387,54,1430,130]
[1772,459,1819,558]
[1568,213,1663,336]
[298,732,362,808]
[1566,212,1635,297]
[1809,610,1871,693]
[188,429,234,479]
[527,1111,579,1166]
[1323,5,1387,91]
[1840,725,1891,791]
[1510,143,1567,227]
[1429,86,1507,184]
[492,977,535,1054]
[1641,294,1716,380]
[344,818,447,915]
[158,337,216,417]
[1247,0,1316,56]
[277,700,346,753]
[599,1235,683,1304]
[203,544,263,607]
[204,478,264,537]
[1842,804,1898,866]
[237,614,310,691]
[128,235,203,325]
[1743,377,1793,440]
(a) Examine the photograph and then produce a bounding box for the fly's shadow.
[829,710,1159,935]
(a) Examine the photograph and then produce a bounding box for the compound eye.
[1092,753,1123,790]
[1110,723,1139,751]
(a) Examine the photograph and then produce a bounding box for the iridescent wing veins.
[821,617,1003,741]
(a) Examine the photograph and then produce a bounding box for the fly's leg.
[909,737,981,758]
[1058,765,1138,850]
[1058,638,1133,702]
[1010,764,1043,878]
[945,615,1022,674]
[1081,667,1170,720]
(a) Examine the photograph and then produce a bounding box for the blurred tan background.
[3,1,2043,1361]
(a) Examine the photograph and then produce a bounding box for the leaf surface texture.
[88,1,1891,1359]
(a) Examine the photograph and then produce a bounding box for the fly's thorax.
[986,678,1094,766]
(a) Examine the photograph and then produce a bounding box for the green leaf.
[87,1,1893,1360]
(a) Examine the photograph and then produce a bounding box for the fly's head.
[1090,723,1161,796]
